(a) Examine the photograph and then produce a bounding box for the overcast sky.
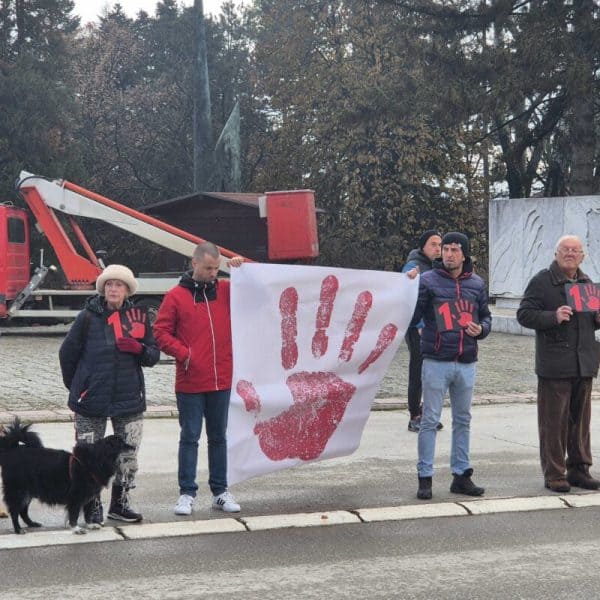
[73,1,240,25]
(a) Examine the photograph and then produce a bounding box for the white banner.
[227,263,418,485]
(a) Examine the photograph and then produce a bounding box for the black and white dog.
[0,418,131,534]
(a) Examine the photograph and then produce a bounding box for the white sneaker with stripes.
[212,490,240,513]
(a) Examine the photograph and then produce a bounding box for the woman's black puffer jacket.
[59,295,160,417]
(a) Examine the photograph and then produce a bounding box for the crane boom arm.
[18,171,241,275]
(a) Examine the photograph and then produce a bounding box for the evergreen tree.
[382,0,600,197]
[0,0,81,199]
[246,0,486,269]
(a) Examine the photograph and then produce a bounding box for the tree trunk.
[569,0,597,195]
[15,0,25,52]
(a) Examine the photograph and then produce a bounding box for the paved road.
[2,330,585,420]
[2,406,600,598]
[3,510,600,599]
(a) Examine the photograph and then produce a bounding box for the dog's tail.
[0,417,43,450]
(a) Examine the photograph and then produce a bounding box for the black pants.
[405,327,423,419]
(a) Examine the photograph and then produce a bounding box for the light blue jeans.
[176,390,230,497]
[417,359,476,478]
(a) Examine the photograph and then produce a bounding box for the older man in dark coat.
[517,235,600,493]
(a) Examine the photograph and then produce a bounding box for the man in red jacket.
[154,242,243,515]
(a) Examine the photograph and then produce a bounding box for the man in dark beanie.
[407,231,491,500]
[401,230,443,432]
[440,232,470,258]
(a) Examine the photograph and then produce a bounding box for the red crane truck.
[0,172,318,322]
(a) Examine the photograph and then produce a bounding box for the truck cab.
[0,205,30,317]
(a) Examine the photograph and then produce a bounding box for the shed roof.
[143,191,325,214]
[143,191,262,211]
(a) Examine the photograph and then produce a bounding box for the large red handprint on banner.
[236,275,398,462]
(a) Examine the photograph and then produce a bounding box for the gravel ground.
[0,330,548,414]
[382,331,538,400]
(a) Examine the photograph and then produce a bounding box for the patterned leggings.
[74,413,143,491]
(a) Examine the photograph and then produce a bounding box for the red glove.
[116,337,144,355]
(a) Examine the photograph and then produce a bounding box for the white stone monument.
[489,195,600,334]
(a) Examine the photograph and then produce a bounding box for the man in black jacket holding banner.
[401,230,443,432]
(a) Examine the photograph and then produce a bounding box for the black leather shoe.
[417,476,432,500]
[450,468,485,496]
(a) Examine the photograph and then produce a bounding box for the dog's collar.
[69,453,104,487]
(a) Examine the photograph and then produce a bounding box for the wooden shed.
[142,190,323,271]
[142,191,268,270]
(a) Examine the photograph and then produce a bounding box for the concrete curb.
[0,405,179,425]
[240,510,360,531]
[1,491,598,551]
[118,518,246,540]
[4,393,600,424]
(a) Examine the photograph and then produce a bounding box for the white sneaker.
[212,491,240,513]
[174,494,194,516]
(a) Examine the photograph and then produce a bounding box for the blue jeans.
[176,390,230,497]
[417,359,476,478]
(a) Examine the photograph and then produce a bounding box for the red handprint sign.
[105,307,148,343]
[227,263,418,485]
[586,286,600,311]
[123,308,147,339]
[566,283,600,312]
[435,299,478,332]
[455,299,476,327]
[236,275,398,463]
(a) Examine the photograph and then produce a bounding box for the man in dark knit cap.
[408,232,492,500]
[401,230,443,432]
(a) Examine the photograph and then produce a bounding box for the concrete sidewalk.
[3,328,600,551]
[2,403,600,549]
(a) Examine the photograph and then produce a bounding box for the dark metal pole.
[193,0,213,192]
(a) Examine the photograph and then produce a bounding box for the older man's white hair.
[555,235,584,253]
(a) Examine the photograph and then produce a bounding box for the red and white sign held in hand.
[434,299,478,332]
[566,283,600,312]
